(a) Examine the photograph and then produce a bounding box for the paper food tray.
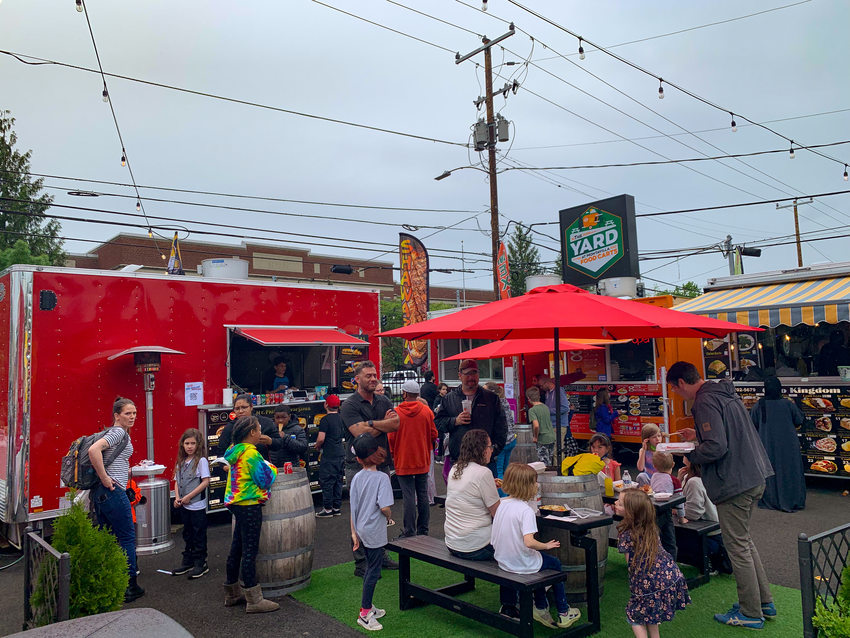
[570,507,602,518]
[527,461,546,473]
[656,442,695,453]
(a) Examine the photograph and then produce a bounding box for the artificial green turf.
[292,548,804,637]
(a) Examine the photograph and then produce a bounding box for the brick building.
[65,233,497,305]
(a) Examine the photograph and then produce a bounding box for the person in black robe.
[749,376,806,512]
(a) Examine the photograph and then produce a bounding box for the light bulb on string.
[120,150,126,166]
[657,79,665,99]
[844,164,848,181]
[102,87,109,103]
[161,254,167,260]
[75,0,83,12]
[578,38,585,60]
[481,0,487,10]
[730,113,737,132]
[136,200,141,211]
[147,228,153,238]
[789,142,795,160]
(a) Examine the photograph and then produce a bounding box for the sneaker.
[382,557,399,570]
[357,609,383,631]
[332,509,342,516]
[315,509,334,518]
[556,607,582,628]
[714,607,765,629]
[532,606,555,628]
[124,583,145,603]
[188,562,209,579]
[354,566,366,578]
[731,602,777,618]
[171,564,193,576]
[499,604,519,619]
[370,606,386,619]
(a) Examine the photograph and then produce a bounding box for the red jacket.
[388,400,438,475]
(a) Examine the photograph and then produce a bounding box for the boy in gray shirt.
[349,434,394,631]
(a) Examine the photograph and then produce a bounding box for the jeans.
[319,456,344,511]
[181,507,208,565]
[500,553,569,614]
[361,545,384,609]
[226,503,263,588]
[397,473,430,537]
[448,544,495,561]
[92,483,137,578]
[716,484,772,619]
[495,437,516,496]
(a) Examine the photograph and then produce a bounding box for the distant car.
[381,370,421,384]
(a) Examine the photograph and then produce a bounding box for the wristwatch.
[368,419,374,428]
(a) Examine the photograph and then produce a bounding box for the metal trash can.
[132,465,174,555]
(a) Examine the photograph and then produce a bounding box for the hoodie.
[687,379,774,505]
[388,400,438,475]
[224,442,278,506]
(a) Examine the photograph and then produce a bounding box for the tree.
[652,281,701,298]
[380,297,453,371]
[506,223,543,296]
[0,110,63,264]
[0,239,50,269]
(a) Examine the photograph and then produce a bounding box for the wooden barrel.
[510,423,538,465]
[256,467,315,598]
[537,471,608,601]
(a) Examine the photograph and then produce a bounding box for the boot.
[124,574,145,603]
[244,584,279,613]
[223,582,246,607]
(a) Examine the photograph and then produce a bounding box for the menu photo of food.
[804,434,838,454]
[802,397,835,412]
[703,337,731,380]
[805,453,850,477]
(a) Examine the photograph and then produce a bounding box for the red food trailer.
[0,265,381,541]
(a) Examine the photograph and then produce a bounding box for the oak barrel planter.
[256,467,315,598]
[510,424,538,465]
[537,471,608,601]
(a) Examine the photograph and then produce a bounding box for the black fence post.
[57,551,71,622]
[798,532,816,638]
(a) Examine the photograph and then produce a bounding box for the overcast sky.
[1,0,848,292]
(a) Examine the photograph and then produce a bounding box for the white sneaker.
[370,606,386,619]
[532,606,555,628]
[357,610,383,631]
[556,607,582,628]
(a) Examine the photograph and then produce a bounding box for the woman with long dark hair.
[749,376,806,511]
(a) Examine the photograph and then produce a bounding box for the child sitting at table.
[491,463,581,629]
[615,489,691,638]
[650,452,686,522]
[636,424,664,486]
[589,433,621,481]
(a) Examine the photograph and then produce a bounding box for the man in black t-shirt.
[420,370,439,409]
[315,395,346,517]
[340,361,399,576]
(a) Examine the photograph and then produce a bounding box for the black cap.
[353,433,380,460]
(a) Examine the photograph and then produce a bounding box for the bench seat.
[674,519,721,589]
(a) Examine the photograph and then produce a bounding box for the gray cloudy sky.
[1,0,848,292]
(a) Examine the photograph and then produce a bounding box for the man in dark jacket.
[434,359,506,479]
[269,405,308,467]
[419,370,439,409]
[667,361,774,630]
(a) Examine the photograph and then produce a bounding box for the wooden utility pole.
[456,25,515,295]
[776,198,813,267]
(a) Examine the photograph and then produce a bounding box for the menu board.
[566,383,664,439]
[337,342,369,392]
[735,382,850,479]
[200,400,331,510]
[703,337,731,379]
[733,333,761,374]
[566,348,607,382]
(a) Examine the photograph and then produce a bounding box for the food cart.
[676,262,850,479]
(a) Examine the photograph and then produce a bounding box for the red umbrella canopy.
[379,283,760,341]
[441,338,603,362]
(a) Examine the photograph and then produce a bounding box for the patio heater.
[107,345,185,555]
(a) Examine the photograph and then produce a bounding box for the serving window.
[756,322,850,378]
[439,339,504,382]
[608,339,656,382]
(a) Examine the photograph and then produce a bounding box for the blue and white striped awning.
[675,277,850,328]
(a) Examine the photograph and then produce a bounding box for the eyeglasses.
[485,444,494,450]
[233,405,251,412]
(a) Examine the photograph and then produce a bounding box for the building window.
[438,339,504,383]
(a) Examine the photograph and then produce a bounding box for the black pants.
[657,509,678,561]
[181,507,208,565]
[346,463,392,571]
[361,545,384,610]
[397,473,429,537]
[226,503,263,588]
[318,456,344,511]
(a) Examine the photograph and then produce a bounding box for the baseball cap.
[353,433,380,460]
[401,380,420,394]
[459,359,479,374]
[325,394,340,408]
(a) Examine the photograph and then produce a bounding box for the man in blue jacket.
[667,361,774,630]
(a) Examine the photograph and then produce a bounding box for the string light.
[578,38,585,60]
[75,0,83,12]
[789,142,795,159]
[844,164,848,181]
[120,150,126,166]
[147,228,153,238]
[730,113,737,132]
[102,87,109,103]
[481,0,488,10]
[657,79,664,100]
[136,200,141,211]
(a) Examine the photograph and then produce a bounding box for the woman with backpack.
[88,396,145,603]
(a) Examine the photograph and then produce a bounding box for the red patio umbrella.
[440,338,603,361]
[380,283,758,461]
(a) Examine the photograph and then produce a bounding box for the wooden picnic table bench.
[674,519,721,589]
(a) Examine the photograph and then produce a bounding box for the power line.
[636,189,850,218]
[0,49,469,149]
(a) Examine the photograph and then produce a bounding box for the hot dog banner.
[497,241,511,300]
[399,233,429,368]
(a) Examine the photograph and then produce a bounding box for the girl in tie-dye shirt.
[222,416,279,613]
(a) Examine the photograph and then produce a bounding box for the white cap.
[401,380,420,394]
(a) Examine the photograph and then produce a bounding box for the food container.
[654,492,672,500]
[838,366,850,381]
[539,504,571,517]
[656,442,695,453]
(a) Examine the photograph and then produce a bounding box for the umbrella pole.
[521,354,527,422]
[554,328,562,467]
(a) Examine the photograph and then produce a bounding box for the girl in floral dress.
[615,489,691,637]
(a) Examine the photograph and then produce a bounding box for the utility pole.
[775,198,813,267]
[456,25,515,295]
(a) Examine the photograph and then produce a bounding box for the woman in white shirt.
[444,430,501,560]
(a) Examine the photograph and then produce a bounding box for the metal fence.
[798,522,850,638]
[23,527,70,630]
